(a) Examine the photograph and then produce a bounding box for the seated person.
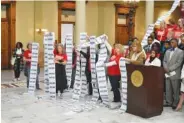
[145,50,161,67]
[125,40,146,65]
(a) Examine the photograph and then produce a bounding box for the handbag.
[11,57,15,65]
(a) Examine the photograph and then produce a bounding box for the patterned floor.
[1,80,44,89]
[1,82,26,89]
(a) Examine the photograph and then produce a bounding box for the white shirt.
[145,57,161,67]
[16,48,22,55]
[181,64,184,79]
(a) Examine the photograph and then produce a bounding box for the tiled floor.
[1,70,184,123]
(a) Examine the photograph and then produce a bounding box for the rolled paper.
[119,58,128,112]
[28,43,39,94]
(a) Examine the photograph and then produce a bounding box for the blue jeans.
[26,66,40,89]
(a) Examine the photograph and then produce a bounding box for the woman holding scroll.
[80,47,93,95]
[125,41,146,65]
[104,41,124,102]
[23,42,40,90]
[54,44,67,95]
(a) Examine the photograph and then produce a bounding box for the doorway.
[115,4,136,45]
[61,23,75,44]
[1,1,16,70]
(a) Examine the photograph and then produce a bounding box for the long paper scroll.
[47,32,56,99]
[72,52,81,101]
[80,32,88,98]
[28,43,39,94]
[142,0,180,46]
[43,33,49,94]
[89,36,99,102]
[80,47,88,98]
[96,41,109,106]
[119,58,128,112]
[65,34,73,88]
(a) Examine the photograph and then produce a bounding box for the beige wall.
[135,1,146,41]
[103,2,116,45]
[154,1,180,25]
[16,1,58,49]
[16,1,181,49]
[86,1,99,36]
[16,1,34,49]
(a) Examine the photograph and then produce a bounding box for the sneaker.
[13,78,17,82]
[17,78,21,81]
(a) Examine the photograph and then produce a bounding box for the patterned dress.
[12,48,24,71]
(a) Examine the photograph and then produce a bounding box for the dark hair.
[164,41,170,45]
[171,38,178,44]
[151,42,161,53]
[27,42,32,49]
[56,43,65,54]
[148,36,154,41]
[132,37,138,41]
[16,42,23,48]
[169,19,175,25]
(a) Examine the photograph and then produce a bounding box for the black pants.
[14,58,21,78]
[109,75,121,102]
[70,67,76,88]
[86,71,92,95]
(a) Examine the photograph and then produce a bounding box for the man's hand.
[164,68,169,73]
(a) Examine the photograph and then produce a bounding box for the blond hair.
[131,40,142,53]
[115,43,124,54]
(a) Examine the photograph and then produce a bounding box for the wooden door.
[1,2,16,69]
[1,21,9,69]
[117,25,129,45]
[115,4,137,45]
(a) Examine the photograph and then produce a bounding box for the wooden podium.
[126,64,164,118]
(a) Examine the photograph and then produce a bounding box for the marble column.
[145,0,154,28]
[75,1,86,45]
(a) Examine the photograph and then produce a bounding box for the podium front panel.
[126,64,164,118]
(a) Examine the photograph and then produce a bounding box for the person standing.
[80,47,92,95]
[178,34,184,50]
[12,42,24,81]
[143,36,154,54]
[70,45,77,89]
[163,38,184,110]
[104,40,124,102]
[173,18,184,39]
[107,44,123,102]
[54,44,67,95]
[23,42,40,89]
[156,21,168,52]
[126,40,146,65]
[175,64,184,111]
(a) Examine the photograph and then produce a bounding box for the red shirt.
[166,24,177,32]
[24,50,32,66]
[108,54,123,76]
[111,48,116,56]
[173,26,184,39]
[156,28,168,41]
[53,49,57,56]
[55,53,67,62]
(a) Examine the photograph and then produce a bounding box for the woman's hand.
[111,55,116,60]
[54,60,59,64]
